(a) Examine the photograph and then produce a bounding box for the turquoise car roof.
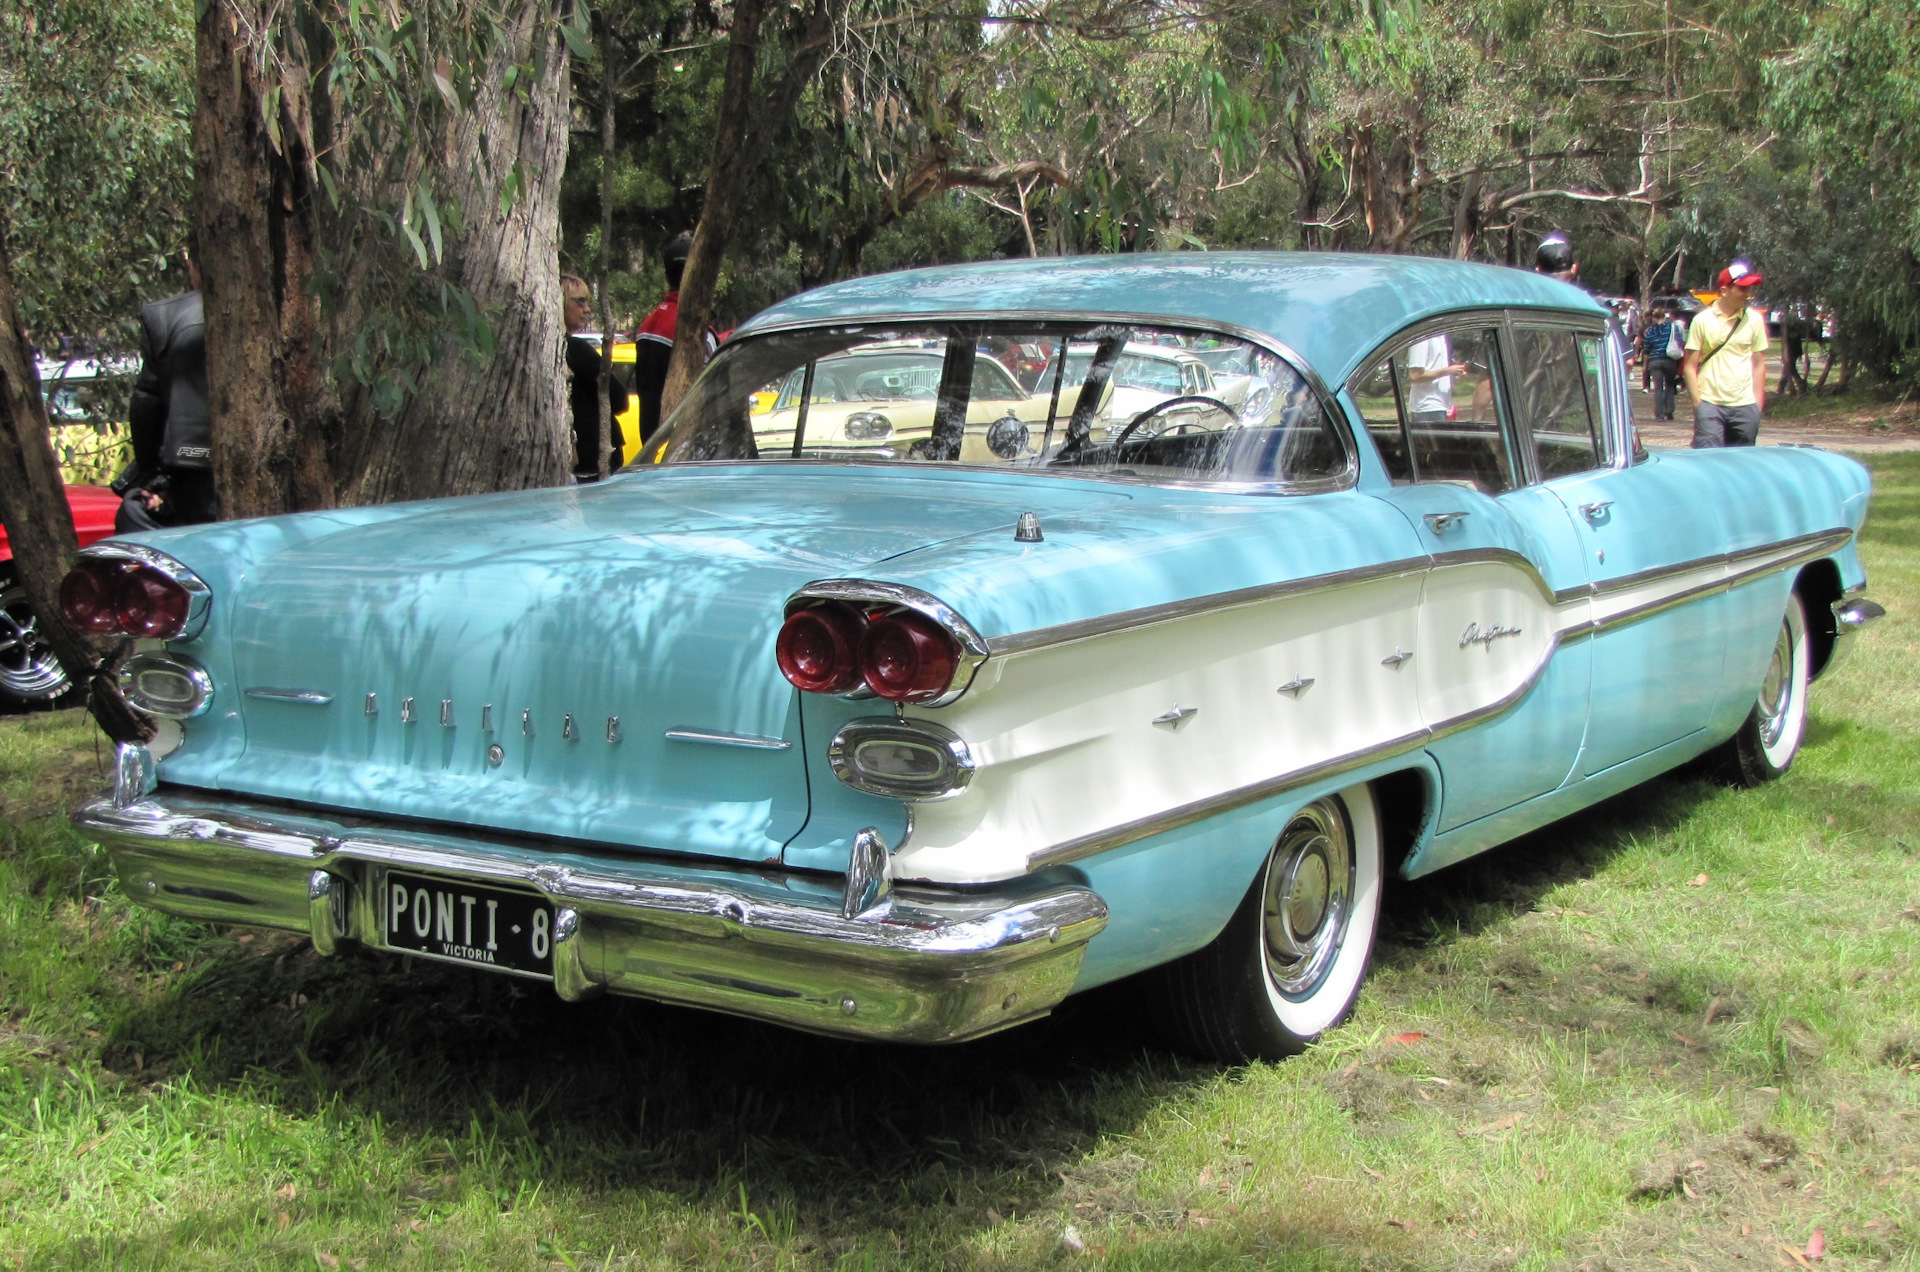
[734,251,1607,387]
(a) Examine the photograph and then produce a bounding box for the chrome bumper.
[73,789,1108,1044]
[1822,595,1886,678]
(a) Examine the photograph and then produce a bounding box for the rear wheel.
[1716,592,1810,787]
[0,572,74,707]
[1151,785,1382,1062]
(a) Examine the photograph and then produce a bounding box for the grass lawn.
[4,461,1918,1271]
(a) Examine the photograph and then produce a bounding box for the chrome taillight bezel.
[781,580,989,708]
[118,651,214,718]
[65,543,211,642]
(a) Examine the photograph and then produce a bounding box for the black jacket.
[568,335,631,473]
[128,290,210,473]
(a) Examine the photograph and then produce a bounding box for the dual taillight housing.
[60,557,195,639]
[777,602,960,704]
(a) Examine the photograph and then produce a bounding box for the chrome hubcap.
[1262,799,1354,998]
[0,580,70,700]
[1757,620,1794,748]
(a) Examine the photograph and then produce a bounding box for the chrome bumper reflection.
[74,790,1107,1044]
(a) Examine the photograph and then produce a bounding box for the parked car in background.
[0,484,121,705]
[70,253,1880,1061]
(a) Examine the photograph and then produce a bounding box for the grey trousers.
[1692,401,1761,448]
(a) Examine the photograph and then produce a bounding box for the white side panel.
[1415,559,1569,727]
[895,572,1424,882]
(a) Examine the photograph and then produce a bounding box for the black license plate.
[382,870,554,977]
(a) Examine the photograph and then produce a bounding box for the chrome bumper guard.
[74,790,1108,1044]
[1823,595,1886,678]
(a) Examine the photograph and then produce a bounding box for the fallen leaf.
[1061,1224,1086,1255]
[1688,873,1709,887]
[274,1211,290,1232]
[1417,1087,1433,1101]
[275,1182,298,1201]
[1459,1113,1525,1137]
[1702,997,1724,1028]
[1385,1218,1409,1229]
[1806,1228,1825,1261]
[1334,1058,1361,1083]
[1183,1210,1214,1227]
[1673,1031,1698,1047]
[1362,1167,1384,1179]
[74,1134,110,1159]
[986,1207,1003,1226]
[1385,1031,1428,1046]
[1779,1243,1812,1269]
[316,1256,340,1271]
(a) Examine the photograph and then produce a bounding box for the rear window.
[647,322,1349,488]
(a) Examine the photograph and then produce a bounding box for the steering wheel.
[1111,395,1240,448]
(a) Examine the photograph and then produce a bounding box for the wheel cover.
[0,580,70,700]
[1261,799,1354,998]
[1756,620,1794,749]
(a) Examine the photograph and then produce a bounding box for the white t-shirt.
[1406,335,1452,416]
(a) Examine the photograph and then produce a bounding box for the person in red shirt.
[632,234,692,445]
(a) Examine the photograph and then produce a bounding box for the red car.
[0,484,120,705]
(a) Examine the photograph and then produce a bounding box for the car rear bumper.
[73,787,1108,1044]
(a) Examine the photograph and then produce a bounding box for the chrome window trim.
[656,310,1360,496]
[785,579,991,706]
[74,541,213,642]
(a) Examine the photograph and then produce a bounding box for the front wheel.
[1715,592,1810,786]
[1150,785,1383,1062]
[0,572,75,707]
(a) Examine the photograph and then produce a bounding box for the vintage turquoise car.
[68,253,1882,1062]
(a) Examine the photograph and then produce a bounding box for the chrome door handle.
[1578,499,1614,524]
[1424,511,1471,533]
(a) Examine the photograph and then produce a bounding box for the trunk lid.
[203,467,1132,863]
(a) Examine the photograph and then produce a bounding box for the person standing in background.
[563,273,629,481]
[1534,231,1579,284]
[116,254,215,532]
[1638,304,1684,422]
[1684,260,1769,448]
[631,234,692,446]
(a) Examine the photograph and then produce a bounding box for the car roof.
[735,252,1607,387]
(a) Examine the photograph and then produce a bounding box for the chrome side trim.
[244,687,334,705]
[663,728,793,751]
[75,542,213,642]
[1022,530,1853,871]
[76,790,1108,1045]
[989,556,1432,656]
[787,579,991,705]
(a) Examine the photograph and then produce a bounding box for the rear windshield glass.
[645,322,1349,487]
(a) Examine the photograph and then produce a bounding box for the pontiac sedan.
[69,254,1880,1061]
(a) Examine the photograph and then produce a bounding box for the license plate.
[382,870,554,978]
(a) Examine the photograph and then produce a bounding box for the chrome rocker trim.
[74,787,1108,1044]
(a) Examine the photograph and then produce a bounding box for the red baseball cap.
[1718,259,1763,288]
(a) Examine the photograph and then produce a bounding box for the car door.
[1518,322,1729,775]
[1352,317,1593,831]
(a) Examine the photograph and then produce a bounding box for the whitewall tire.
[1150,783,1383,1062]
[1719,592,1810,787]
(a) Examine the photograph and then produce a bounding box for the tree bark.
[195,0,338,520]
[347,2,572,504]
[596,7,616,481]
[0,237,154,742]
[660,0,838,418]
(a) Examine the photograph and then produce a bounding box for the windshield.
[647,321,1348,487]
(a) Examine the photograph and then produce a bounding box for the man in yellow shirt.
[1682,259,1769,447]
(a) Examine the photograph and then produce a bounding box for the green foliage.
[0,0,194,345]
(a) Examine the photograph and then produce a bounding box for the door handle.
[1578,500,1615,524]
[1424,511,1471,533]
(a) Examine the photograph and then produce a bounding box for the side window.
[1356,326,1515,493]
[1512,328,1607,479]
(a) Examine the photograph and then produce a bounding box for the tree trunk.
[195,0,337,520]
[347,2,571,504]
[595,8,616,480]
[661,0,838,417]
[0,238,153,742]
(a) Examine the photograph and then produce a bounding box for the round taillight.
[112,565,191,638]
[860,610,959,703]
[59,560,125,634]
[776,604,865,693]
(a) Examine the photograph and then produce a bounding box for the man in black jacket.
[117,260,216,531]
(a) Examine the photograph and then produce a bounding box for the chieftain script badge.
[1460,622,1523,651]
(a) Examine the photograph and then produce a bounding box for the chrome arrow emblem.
[1381,648,1413,669]
[1152,705,1199,730]
[1276,676,1315,698]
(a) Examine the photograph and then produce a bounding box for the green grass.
[6,463,1920,1270]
